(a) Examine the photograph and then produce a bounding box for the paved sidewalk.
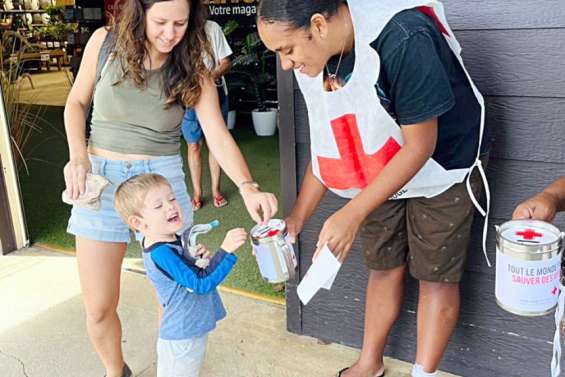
[0,247,458,377]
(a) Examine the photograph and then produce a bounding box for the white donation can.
[250,219,297,284]
[495,219,564,316]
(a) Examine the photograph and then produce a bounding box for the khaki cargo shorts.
[360,162,486,283]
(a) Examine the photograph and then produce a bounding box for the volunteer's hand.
[63,156,91,200]
[240,185,278,224]
[512,192,558,222]
[285,214,305,244]
[221,228,248,253]
[314,207,363,263]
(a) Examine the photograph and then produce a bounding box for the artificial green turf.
[18,105,283,298]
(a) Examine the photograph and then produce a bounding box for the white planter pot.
[227,110,236,130]
[251,108,277,136]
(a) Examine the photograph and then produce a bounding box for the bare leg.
[76,237,127,377]
[187,141,203,202]
[416,281,460,373]
[207,142,222,198]
[343,265,406,377]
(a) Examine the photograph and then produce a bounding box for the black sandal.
[104,363,132,377]
[336,367,385,377]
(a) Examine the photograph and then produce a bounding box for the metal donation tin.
[495,219,564,316]
[250,219,297,284]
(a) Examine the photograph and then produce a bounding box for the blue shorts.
[67,154,192,243]
[181,87,229,144]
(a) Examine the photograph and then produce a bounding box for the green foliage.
[0,31,61,173]
[222,20,239,37]
[45,4,65,18]
[230,32,276,112]
[35,22,77,41]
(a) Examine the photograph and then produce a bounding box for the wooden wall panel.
[457,29,565,98]
[443,0,565,30]
[486,97,565,163]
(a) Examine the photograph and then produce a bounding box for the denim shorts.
[67,154,192,243]
[181,87,229,144]
[157,335,208,377]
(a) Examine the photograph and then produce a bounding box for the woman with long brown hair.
[63,1,277,376]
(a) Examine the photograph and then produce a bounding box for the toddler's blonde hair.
[114,173,171,223]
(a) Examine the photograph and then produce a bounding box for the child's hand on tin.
[193,244,211,260]
[221,228,248,254]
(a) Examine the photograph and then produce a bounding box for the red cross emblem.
[417,6,450,37]
[317,114,401,190]
[515,228,543,240]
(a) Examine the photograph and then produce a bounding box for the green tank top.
[89,57,185,156]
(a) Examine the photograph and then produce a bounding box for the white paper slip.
[297,244,342,305]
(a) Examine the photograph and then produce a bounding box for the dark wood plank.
[294,89,310,145]
[486,159,565,220]
[277,60,297,219]
[277,58,303,334]
[486,97,565,164]
[443,0,565,30]
[457,28,565,98]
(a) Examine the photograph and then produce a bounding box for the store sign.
[203,0,258,25]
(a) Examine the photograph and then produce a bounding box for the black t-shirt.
[327,9,488,170]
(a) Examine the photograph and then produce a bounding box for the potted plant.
[231,31,277,136]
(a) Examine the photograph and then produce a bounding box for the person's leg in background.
[181,108,205,211]
[207,87,230,208]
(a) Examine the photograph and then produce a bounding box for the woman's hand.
[512,192,558,222]
[314,206,363,263]
[240,185,278,224]
[63,156,91,200]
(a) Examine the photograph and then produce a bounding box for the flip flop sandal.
[336,367,385,377]
[213,194,228,208]
[192,198,203,211]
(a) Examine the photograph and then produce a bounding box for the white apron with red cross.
[294,0,491,262]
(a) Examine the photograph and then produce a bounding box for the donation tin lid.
[250,219,287,240]
[498,219,561,246]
